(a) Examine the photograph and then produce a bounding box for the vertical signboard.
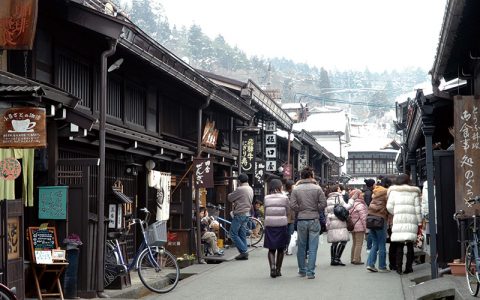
[254,161,265,187]
[0,0,38,50]
[241,133,256,175]
[298,145,309,171]
[454,96,480,216]
[193,158,213,188]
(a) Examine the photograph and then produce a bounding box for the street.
[148,237,405,300]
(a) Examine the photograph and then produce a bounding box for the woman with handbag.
[348,189,368,265]
[325,184,354,266]
[366,177,391,273]
[263,179,289,278]
[386,174,422,275]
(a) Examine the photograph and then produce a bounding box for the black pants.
[395,241,414,271]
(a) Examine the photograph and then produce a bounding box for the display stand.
[27,227,68,300]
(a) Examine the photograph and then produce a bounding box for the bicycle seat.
[107,231,125,239]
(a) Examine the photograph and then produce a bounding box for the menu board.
[454,95,480,216]
[28,227,58,264]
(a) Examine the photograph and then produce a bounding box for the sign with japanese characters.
[254,161,265,186]
[454,95,480,216]
[0,107,46,148]
[38,186,68,220]
[193,158,213,188]
[0,157,21,180]
[0,0,38,50]
[265,147,276,158]
[298,145,309,170]
[265,121,276,132]
[266,160,277,172]
[241,134,256,173]
[265,134,276,145]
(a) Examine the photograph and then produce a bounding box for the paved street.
[149,237,405,300]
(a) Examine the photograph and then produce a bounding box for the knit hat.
[238,173,249,183]
[364,179,375,187]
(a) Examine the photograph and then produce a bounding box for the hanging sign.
[265,134,276,145]
[201,119,219,148]
[298,145,309,170]
[265,121,276,132]
[454,95,480,216]
[0,107,46,148]
[193,158,213,188]
[0,157,21,180]
[265,147,276,158]
[38,186,68,220]
[266,160,277,172]
[241,134,256,173]
[0,0,38,50]
[254,161,265,186]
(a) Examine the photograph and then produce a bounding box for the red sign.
[0,0,38,50]
[0,107,46,148]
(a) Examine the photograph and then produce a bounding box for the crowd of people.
[215,167,426,279]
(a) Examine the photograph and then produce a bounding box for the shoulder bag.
[333,196,349,222]
[366,214,384,230]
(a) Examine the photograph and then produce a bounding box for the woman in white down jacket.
[386,174,422,274]
[263,179,289,278]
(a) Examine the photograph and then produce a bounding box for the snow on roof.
[347,136,398,153]
[282,102,305,109]
[293,109,347,134]
[276,129,295,141]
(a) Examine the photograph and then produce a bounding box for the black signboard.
[241,133,256,174]
[193,158,214,188]
[30,227,56,249]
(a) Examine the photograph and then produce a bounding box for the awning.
[111,189,133,204]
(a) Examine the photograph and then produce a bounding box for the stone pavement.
[99,237,475,300]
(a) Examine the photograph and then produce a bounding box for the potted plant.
[177,254,195,268]
[448,259,466,276]
[63,233,83,250]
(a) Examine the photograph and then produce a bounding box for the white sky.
[157,0,447,72]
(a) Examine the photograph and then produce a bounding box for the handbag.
[366,215,384,229]
[333,196,349,222]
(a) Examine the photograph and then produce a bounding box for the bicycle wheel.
[104,243,120,288]
[465,244,480,296]
[247,218,264,247]
[0,284,16,300]
[138,247,180,293]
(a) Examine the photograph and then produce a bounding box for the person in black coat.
[363,178,375,251]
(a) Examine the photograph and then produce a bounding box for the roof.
[293,109,348,135]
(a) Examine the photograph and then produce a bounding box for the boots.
[404,242,414,274]
[268,250,276,278]
[330,243,339,266]
[335,243,346,266]
[395,243,404,275]
[276,250,284,277]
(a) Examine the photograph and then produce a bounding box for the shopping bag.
[288,231,298,255]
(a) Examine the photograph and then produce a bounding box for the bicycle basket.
[147,220,167,247]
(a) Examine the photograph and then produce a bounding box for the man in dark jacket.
[290,167,327,279]
[363,178,375,252]
[228,173,254,260]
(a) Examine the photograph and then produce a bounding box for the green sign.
[38,186,68,220]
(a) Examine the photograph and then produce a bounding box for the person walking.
[363,178,375,253]
[366,177,391,273]
[325,184,354,266]
[289,167,327,279]
[387,173,422,274]
[228,173,254,260]
[284,179,296,254]
[349,189,368,265]
[263,179,289,278]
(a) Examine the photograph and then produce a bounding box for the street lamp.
[237,125,260,175]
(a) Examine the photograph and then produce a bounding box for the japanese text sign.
[194,158,213,188]
[454,96,480,216]
[201,119,218,148]
[254,161,265,186]
[0,0,38,50]
[241,134,256,173]
[298,145,309,170]
[38,186,68,220]
[0,107,46,148]
[265,121,276,132]
[265,134,276,145]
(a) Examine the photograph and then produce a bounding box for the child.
[199,207,224,256]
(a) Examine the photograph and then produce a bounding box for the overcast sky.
[156,0,446,72]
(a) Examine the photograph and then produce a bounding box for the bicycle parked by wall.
[104,208,180,294]
[454,196,480,296]
[207,203,264,247]
[0,273,16,300]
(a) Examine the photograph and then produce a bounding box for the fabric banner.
[154,171,171,221]
[193,158,213,189]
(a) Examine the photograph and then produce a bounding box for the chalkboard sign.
[28,227,58,264]
[38,186,68,220]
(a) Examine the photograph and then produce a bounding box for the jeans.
[367,223,387,269]
[297,219,320,276]
[230,215,249,254]
[367,231,373,250]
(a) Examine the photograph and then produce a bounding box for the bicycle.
[104,208,180,294]
[454,196,480,296]
[206,203,264,247]
[0,273,16,300]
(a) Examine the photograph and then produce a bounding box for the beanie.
[238,173,249,183]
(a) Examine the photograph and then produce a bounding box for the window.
[354,159,372,174]
[373,160,386,174]
[57,54,92,109]
[125,83,146,126]
[347,160,354,174]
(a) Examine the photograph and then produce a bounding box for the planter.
[177,259,194,269]
[448,262,466,276]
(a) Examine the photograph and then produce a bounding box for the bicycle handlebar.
[207,203,224,211]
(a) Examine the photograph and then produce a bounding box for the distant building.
[346,150,398,187]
